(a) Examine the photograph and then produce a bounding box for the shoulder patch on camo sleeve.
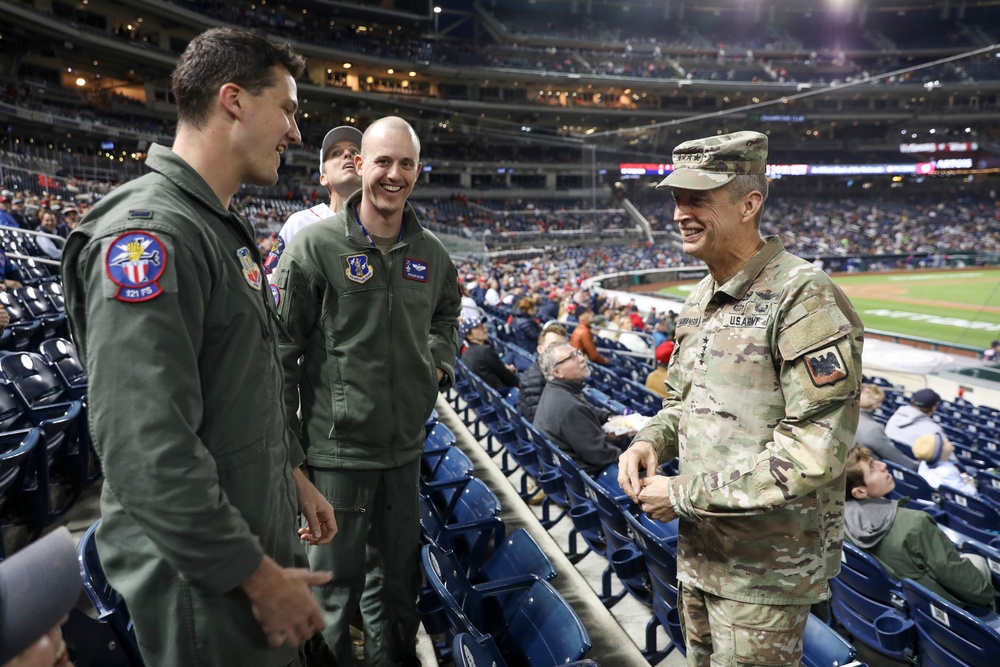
[804,344,848,387]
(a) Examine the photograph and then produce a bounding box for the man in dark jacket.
[844,446,994,609]
[518,323,567,423]
[855,384,919,471]
[460,315,518,393]
[533,342,622,475]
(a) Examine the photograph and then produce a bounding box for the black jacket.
[532,378,618,475]
[463,342,519,393]
[518,362,546,423]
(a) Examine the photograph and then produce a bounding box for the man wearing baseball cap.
[264,125,362,275]
[885,387,947,449]
[618,131,864,667]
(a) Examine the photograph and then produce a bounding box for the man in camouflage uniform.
[618,131,863,667]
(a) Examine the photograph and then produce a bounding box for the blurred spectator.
[912,433,978,496]
[569,307,608,365]
[645,341,674,398]
[855,384,918,471]
[518,322,568,423]
[511,296,543,350]
[0,196,19,228]
[984,340,1000,363]
[0,246,24,291]
[617,317,650,354]
[459,282,483,321]
[35,211,63,260]
[537,290,561,322]
[460,315,518,393]
[7,197,27,228]
[885,388,946,447]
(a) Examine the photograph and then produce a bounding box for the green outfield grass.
[657,268,1000,351]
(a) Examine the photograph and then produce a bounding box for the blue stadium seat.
[884,460,938,504]
[901,578,1000,667]
[938,486,1000,545]
[828,542,914,662]
[12,286,68,342]
[800,614,860,667]
[0,428,45,558]
[418,493,504,578]
[623,511,680,664]
[0,290,43,352]
[75,519,145,666]
[38,337,88,401]
[422,542,592,666]
[580,470,645,607]
[451,633,600,667]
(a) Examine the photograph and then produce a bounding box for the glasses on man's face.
[554,349,585,367]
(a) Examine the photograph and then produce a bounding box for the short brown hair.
[844,446,873,500]
[518,297,536,314]
[538,322,567,345]
[172,27,306,128]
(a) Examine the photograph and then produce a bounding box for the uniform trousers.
[679,583,811,667]
[308,459,422,667]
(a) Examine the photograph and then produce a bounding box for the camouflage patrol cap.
[656,130,768,191]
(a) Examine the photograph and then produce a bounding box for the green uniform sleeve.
[429,258,460,390]
[272,251,320,461]
[913,514,997,608]
[70,233,264,595]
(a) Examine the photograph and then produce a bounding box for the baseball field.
[655,268,1000,352]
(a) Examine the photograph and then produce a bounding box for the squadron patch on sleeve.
[105,231,167,303]
[270,284,281,307]
[803,344,849,387]
[403,257,429,282]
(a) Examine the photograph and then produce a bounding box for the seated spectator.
[533,343,622,475]
[569,307,608,365]
[537,290,560,323]
[885,388,946,447]
[912,433,978,496]
[0,527,81,667]
[844,446,994,609]
[856,384,919,471]
[35,211,63,260]
[651,319,670,349]
[0,247,23,291]
[645,341,674,398]
[459,315,518,393]
[617,317,649,354]
[984,340,1000,363]
[518,323,568,423]
[511,297,543,350]
[459,283,482,321]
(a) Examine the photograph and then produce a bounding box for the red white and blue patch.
[105,231,167,302]
[270,284,281,307]
[236,247,263,290]
[403,257,429,282]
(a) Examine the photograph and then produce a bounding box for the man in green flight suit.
[618,131,864,667]
[272,116,461,666]
[63,28,336,666]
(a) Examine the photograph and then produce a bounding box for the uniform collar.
[145,144,234,218]
[341,190,426,248]
[713,235,784,301]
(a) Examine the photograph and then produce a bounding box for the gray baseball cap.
[657,130,768,191]
[319,125,363,173]
[0,527,80,663]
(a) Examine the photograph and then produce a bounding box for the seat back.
[884,460,937,503]
[580,470,634,555]
[479,527,557,585]
[77,520,146,666]
[0,428,45,557]
[38,337,88,397]
[800,614,858,667]
[500,579,591,667]
[0,351,71,408]
[418,493,504,579]
[624,510,679,614]
[939,486,1000,543]
[901,577,1000,667]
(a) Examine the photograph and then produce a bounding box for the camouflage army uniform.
[633,236,863,665]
